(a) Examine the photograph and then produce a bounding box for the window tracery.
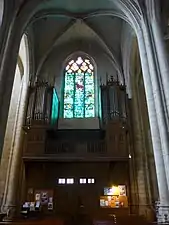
[63,56,95,118]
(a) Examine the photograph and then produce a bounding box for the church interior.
[0,0,169,224]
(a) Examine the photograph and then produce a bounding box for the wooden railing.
[46,141,107,155]
[23,139,128,160]
[23,127,128,160]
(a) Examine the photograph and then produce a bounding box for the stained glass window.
[63,56,95,118]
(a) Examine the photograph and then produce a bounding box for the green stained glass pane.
[74,73,84,117]
[85,72,95,117]
[63,57,95,118]
[64,72,74,118]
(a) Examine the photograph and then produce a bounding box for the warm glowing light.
[107,196,112,201]
[111,186,120,195]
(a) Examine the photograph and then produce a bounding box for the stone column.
[142,19,169,192]
[136,26,169,223]
[0,64,22,206]
[147,7,169,119]
[130,83,149,216]
[0,22,21,156]
[1,78,28,219]
[144,18,169,223]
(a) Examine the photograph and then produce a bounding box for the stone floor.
[0,217,153,225]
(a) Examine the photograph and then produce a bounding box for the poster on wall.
[34,190,53,206]
[35,193,41,201]
[41,192,48,204]
[118,185,126,196]
[104,185,127,196]
[100,196,128,208]
[48,202,53,210]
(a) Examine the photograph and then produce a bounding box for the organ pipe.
[25,80,59,126]
[100,75,127,124]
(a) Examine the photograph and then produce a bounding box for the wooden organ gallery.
[21,76,134,219]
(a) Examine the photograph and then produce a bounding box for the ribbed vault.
[2,0,144,93]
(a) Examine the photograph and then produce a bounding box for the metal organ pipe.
[45,89,52,123]
[25,81,57,126]
[109,85,119,118]
[100,76,127,124]
[26,90,35,125]
[34,85,46,120]
[119,87,127,120]
[101,87,108,123]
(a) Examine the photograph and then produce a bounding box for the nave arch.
[0,0,169,222]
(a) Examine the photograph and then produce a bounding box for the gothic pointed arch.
[63,53,96,118]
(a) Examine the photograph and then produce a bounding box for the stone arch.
[0,1,143,109]
[1,0,168,221]
[61,51,97,118]
[63,51,97,77]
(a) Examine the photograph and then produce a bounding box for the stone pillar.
[142,19,169,192]
[150,18,169,198]
[0,64,22,206]
[130,84,149,216]
[149,10,169,119]
[0,23,20,209]
[146,21,169,223]
[145,0,169,188]
[137,26,169,223]
[1,78,28,219]
[0,22,20,156]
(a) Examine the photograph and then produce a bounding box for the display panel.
[101,185,128,208]
[104,185,126,196]
[100,195,128,208]
[34,190,53,206]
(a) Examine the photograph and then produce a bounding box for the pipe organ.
[25,76,128,127]
[25,80,59,126]
[22,77,131,221]
[23,76,129,158]
[100,76,127,125]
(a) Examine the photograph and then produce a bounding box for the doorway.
[54,182,98,217]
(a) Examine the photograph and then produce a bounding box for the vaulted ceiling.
[1,0,168,94]
[36,0,119,13]
[26,0,129,79]
[32,16,124,72]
